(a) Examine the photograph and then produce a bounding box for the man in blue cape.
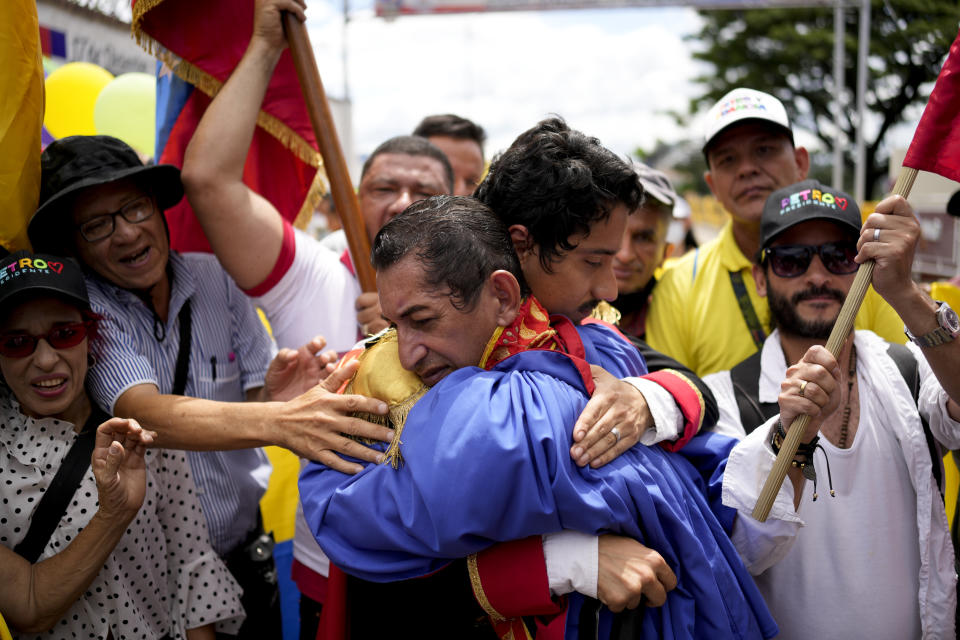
[300,197,776,639]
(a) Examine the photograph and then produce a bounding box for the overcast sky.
[305,2,710,161]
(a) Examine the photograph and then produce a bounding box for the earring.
[87,354,97,368]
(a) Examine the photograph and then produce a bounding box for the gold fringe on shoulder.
[590,300,622,325]
[379,385,427,468]
[344,330,429,469]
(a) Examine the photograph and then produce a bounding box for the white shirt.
[753,389,921,639]
[251,227,360,356]
[717,330,959,638]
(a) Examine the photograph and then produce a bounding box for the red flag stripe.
[903,29,960,183]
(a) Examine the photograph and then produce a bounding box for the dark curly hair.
[475,117,643,271]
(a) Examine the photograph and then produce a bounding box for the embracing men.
[300,194,776,639]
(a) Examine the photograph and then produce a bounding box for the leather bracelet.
[769,419,835,500]
[770,419,819,463]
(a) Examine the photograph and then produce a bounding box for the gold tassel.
[343,332,429,470]
[345,385,427,469]
[379,385,427,468]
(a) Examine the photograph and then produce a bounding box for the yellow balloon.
[94,72,156,158]
[44,62,114,138]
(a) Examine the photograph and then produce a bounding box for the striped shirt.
[86,251,273,555]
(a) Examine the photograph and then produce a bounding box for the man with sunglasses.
[706,179,960,638]
[646,88,906,377]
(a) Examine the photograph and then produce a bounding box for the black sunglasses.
[761,241,859,278]
[0,321,94,358]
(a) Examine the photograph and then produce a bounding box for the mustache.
[580,299,603,314]
[791,285,845,306]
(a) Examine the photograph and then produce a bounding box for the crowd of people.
[1,0,959,638]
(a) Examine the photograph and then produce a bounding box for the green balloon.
[94,72,156,158]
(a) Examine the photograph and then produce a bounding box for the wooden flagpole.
[751,166,918,522]
[281,13,377,292]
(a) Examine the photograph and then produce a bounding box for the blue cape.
[300,323,776,639]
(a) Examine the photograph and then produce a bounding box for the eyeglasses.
[761,241,859,278]
[0,321,94,358]
[76,196,155,242]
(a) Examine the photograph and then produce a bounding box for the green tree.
[688,2,960,198]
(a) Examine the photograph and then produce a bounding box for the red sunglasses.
[0,321,94,358]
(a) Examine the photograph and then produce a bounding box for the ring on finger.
[799,380,809,397]
[611,426,621,444]
[873,228,881,242]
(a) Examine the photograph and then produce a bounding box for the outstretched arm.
[181,0,307,290]
[115,362,391,473]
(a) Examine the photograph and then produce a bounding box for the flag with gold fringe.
[133,0,326,253]
[0,0,44,252]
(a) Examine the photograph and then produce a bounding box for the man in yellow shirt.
[647,88,904,376]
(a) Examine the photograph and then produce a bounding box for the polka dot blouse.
[0,392,245,639]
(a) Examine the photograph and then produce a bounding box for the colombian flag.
[133,0,326,253]
[0,0,44,251]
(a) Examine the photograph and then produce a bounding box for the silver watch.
[904,301,960,347]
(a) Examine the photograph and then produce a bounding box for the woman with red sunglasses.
[0,252,243,639]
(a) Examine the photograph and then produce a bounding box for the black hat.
[760,179,862,249]
[28,135,183,251]
[633,161,678,208]
[0,251,90,313]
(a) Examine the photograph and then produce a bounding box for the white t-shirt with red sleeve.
[247,221,361,355]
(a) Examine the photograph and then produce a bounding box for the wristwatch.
[904,301,960,347]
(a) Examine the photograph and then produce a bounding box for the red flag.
[132,0,325,253]
[903,28,960,183]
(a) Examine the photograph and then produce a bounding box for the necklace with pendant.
[837,344,857,449]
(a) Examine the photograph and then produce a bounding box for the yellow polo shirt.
[647,220,906,377]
